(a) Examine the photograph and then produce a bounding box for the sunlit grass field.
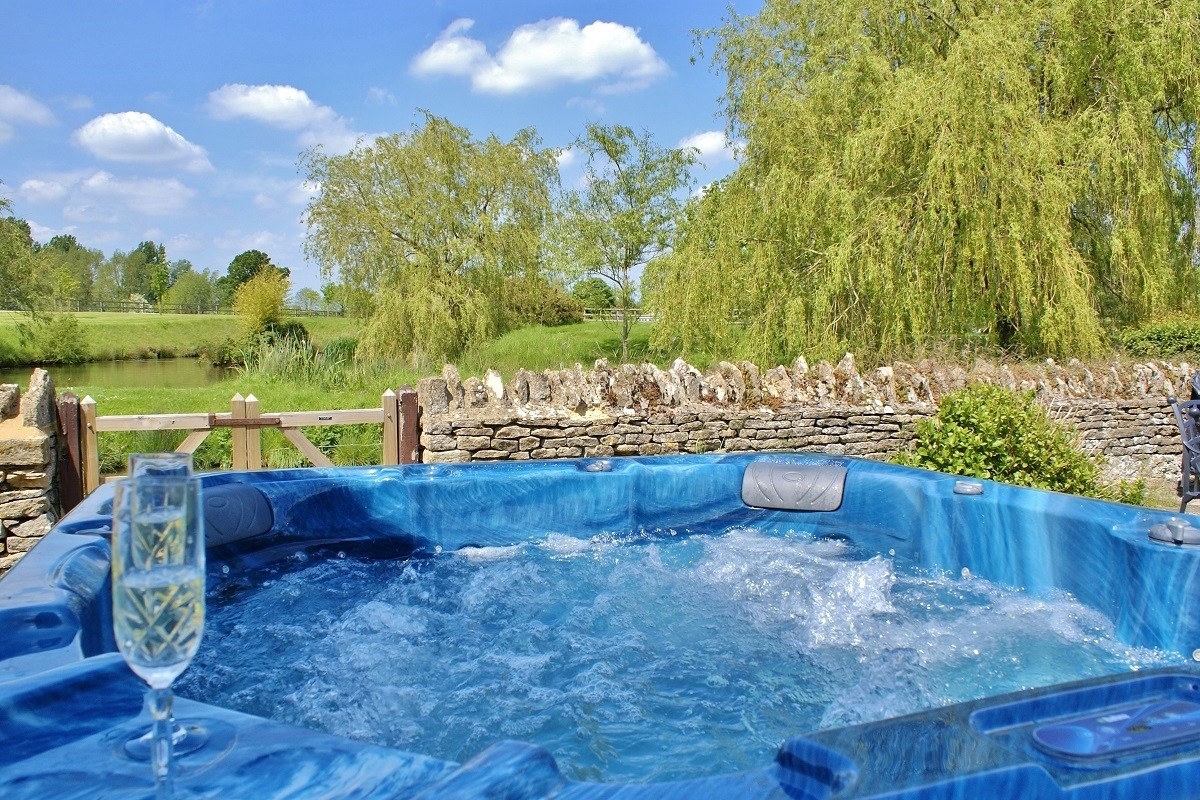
[0,310,360,364]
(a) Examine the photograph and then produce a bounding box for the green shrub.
[570,277,617,310]
[894,385,1143,503]
[263,320,310,346]
[232,270,289,334]
[504,277,584,327]
[16,312,89,364]
[1118,318,1200,356]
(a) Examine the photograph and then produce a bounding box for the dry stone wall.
[417,356,1193,482]
[0,369,60,575]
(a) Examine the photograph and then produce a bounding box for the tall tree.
[650,0,1200,364]
[549,123,697,362]
[291,287,322,312]
[302,112,558,362]
[35,235,103,305]
[120,240,168,303]
[0,209,35,309]
[217,249,289,306]
[571,276,618,311]
[161,266,220,312]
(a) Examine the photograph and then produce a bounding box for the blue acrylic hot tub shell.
[5,452,1200,799]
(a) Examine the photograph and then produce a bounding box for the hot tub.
[4,453,1200,799]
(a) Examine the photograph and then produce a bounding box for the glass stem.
[147,686,176,799]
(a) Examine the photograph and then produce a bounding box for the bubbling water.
[179,528,1182,783]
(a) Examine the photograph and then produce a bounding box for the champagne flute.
[112,473,206,798]
[124,453,210,753]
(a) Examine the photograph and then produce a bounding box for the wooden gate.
[70,388,420,497]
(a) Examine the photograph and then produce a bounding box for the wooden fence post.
[399,388,420,464]
[245,394,262,469]
[56,392,84,512]
[80,395,99,495]
[230,393,247,470]
[382,389,399,465]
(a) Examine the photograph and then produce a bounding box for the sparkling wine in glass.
[112,473,205,798]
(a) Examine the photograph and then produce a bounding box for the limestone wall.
[0,369,59,575]
[416,356,1191,481]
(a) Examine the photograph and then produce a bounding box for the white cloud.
[208,83,369,154]
[292,180,320,206]
[412,17,668,95]
[0,85,56,126]
[208,83,337,129]
[412,19,490,78]
[0,86,54,145]
[27,220,72,242]
[678,131,738,165]
[297,124,365,155]
[62,202,119,224]
[215,229,283,254]
[366,87,396,105]
[19,178,69,203]
[165,233,203,258]
[73,112,212,171]
[566,96,606,115]
[556,148,577,169]
[78,170,196,215]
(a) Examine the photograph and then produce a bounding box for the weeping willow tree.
[302,113,559,363]
[649,0,1200,364]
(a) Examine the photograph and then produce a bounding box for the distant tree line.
[0,205,346,317]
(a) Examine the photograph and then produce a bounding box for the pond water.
[0,358,231,392]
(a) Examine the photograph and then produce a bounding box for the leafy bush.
[16,312,89,364]
[895,385,1143,503]
[232,270,289,334]
[504,277,584,327]
[571,276,617,310]
[1118,318,1200,356]
[262,320,310,346]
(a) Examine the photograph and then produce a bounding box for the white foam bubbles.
[181,527,1183,784]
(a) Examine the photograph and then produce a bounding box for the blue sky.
[1,1,757,292]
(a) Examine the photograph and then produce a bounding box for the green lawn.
[461,321,656,374]
[0,311,360,365]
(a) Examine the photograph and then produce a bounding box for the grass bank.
[0,311,361,366]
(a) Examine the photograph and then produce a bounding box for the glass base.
[123,722,209,761]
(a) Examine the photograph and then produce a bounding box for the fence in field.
[580,308,657,322]
[57,389,419,500]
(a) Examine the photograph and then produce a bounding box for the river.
[0,358,232,393]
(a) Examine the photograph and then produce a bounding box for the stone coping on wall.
[417,355,1196,418]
